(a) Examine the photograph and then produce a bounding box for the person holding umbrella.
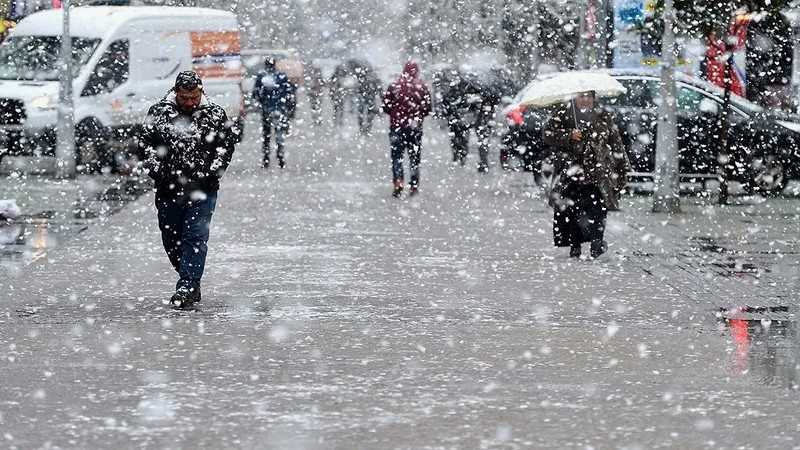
[537,74,629,259]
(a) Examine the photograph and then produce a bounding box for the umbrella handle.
[572,102,578,128]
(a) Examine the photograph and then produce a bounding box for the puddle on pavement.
[0,177,147,279]
[689,236,727,253]
[719,306,800,390]
[688,236,770,277]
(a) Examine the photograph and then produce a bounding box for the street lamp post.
[718,38,733,205]
[652,0,681,213]
[576,0,589,69]
[595,0,609,67]
[55,0,76,179]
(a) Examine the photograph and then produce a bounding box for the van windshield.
[0,35,100,81]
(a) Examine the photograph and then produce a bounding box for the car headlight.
[30,95,57,110]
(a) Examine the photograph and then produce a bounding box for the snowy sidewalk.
[1,114,799,448]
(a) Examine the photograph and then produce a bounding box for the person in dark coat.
[306,64,326,125]
[139,71,237,307]
[253,58,297,169]
[381,61,433,197]
[355,65,381,134]
[431,67,460,123]
[329,64,348,127]
[441,71,500,172]
[542,91,629,259]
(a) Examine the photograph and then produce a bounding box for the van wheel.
[75,119,110,174]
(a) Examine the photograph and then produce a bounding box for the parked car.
[500,68,800,196]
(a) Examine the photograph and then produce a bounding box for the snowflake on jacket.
[140,92,237,199]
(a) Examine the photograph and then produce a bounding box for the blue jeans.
[390,125,423,187]
[155,192,217,292]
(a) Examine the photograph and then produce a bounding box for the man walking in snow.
[381,61,432,197]
[253,58,297,169]
[441,70,500,173]
[140,71,237,308]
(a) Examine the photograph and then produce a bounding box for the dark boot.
[569,245,581,258]
[590,240,608,259]
[170,289,194,309]
[392,178,403,198]
[170,286,201,309]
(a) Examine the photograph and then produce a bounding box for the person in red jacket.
[381,61,432,197]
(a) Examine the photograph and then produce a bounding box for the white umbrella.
[519,71,627,108]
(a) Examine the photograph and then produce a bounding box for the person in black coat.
[329,63,348,127]
[542,91,629,259]
[140,71,237,308]
[355,65,381,134]
[252,58,297,168]
[441,71,500,172]
[306,64,326,125]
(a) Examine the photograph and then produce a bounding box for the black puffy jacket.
[140,92,237,199]
[441,73,499,128]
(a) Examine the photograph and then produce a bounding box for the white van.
[0,6,244,171]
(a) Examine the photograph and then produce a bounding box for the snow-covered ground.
[1,101,800,448]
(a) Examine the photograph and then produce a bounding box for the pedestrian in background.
[253,58,297,169]
[140,71,237,307]
[542,90,629,259]
[306,64,326,126]
[330,64,348,127]
[381,61,432,197]
[441,71,499,173]
[355,64,381,134]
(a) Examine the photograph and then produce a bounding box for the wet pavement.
[0,173,147,279]
[1,111,800,448]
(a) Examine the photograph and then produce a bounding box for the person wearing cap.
[139,70,238,308]
[252,57,297,169]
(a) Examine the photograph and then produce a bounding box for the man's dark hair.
[174,70,203,91]
[264,58,276,70]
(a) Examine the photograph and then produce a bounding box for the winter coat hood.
[381,62,432,127]
[402,61,419,78]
